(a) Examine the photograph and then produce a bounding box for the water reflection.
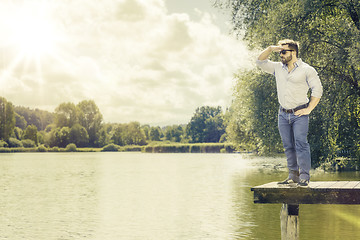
[0,153,99,239]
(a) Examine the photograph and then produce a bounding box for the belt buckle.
[283,108,294,113]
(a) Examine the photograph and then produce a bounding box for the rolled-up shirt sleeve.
[306,67,323,98]
[256,59,276,75]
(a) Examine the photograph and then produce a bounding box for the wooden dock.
[251,181,360,204]
[251,181,360,239]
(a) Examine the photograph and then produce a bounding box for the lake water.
[1,152,359,240]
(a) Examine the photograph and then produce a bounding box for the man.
[256,39,323,187]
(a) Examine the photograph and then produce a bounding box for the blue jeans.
[278,110,311,181]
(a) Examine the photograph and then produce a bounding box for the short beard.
[281,55,293,65]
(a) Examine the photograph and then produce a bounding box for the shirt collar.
[282,58,303,70]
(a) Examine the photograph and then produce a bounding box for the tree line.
[0,97,227,149]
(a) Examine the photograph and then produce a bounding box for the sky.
[0,0,253,126]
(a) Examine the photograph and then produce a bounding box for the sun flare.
[12,15,56,56]
[7,2,61,58]
[0,1,66,84]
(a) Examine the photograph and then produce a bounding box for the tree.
[15,113,27,129]
[186,106,225,143]
[23,124,38,145]
[69,123,89,147]
[124,122,147,145]
[227,70,283,153]
[149,126,162,141]
[0,97,16,141]
[164,125,184,142]
[142,125,150,140]
[77,100,103,147]
[111,122,147,146]
[58,127,71,148]
[111,124,125,146]
[12,127,23,140]
[14,106,54,130]
[55,103,78,128]
[48,127,71,148]
[216,0,360,165]
[97,125,111,147]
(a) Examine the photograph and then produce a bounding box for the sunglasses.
[279,49,294,55]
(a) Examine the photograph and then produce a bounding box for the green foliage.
[77,100,103,147]
[15,113,27,129]
[57,127,71,148]
[3,98,233,152]
[227,70,283,154]
[216,0,360,166]
[65,143,77,152]
[149,126,162,141]
[69,123,89,147]
[0,140,8,148]
[14,106,53,131]
[97,125,111,147]
[0,97,16,141]
[164,125,184,142]
[23,124,38,145]
[111,122,147,146]
[21,139,36,148]
[37,145,47,152]
[102,143,120,152]
[55,102,78,128]
[12,127,23,140]
[186,106,226,143]
[144,143,235,153]
[0,147,36,153]
[7,137,23,148]
[120,145,143,152]
[53,100,103,147]
[49,146,60,152]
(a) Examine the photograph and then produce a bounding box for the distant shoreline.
[0,143,237,154]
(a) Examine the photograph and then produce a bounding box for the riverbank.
[0,142,237,154]
[2,143,358,171]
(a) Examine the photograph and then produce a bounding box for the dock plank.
[341,181,360,189]
[322,181,349,189]
[251,181,360,205]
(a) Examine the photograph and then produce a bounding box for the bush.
[37,145,47,152]
[7,137,23,148]
[190,145,201,153]
[0,147,11,153]
[65,143,77,152]
[21,139,36,148]
[102,144,120,152]
[49,146,60,152]
[0,140,8,148]
[143,146,153,153]
[121,146,142,152]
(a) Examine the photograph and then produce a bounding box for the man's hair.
[278,39,299,57]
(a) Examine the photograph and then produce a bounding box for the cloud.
[0,0,251,125]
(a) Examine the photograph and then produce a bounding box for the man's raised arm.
[258,45,282,60]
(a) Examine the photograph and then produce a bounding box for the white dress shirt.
[256,59,323,109]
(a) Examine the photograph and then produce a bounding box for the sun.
[0,1,65,83]
[12,14,56,56]
[7,2,61,58]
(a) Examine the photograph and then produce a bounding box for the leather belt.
[281,103,308,113]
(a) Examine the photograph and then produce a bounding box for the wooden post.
[280,204,299,240]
